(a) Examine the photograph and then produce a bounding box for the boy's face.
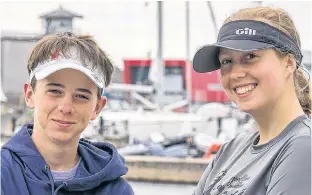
[24,69,106,144]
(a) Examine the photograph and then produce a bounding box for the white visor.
[29,59,105,88]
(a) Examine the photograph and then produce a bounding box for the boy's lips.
[52,119,76,128]
[53,119,76,124]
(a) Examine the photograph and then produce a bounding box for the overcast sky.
[0,0,311,69]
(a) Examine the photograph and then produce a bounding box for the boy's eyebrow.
[77,88,92,95]
[45,83,65,88]
[46,83,93,95]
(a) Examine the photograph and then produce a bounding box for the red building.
[123,59,230,103]
[191,69,229,103]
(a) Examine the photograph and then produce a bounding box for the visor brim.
[34,62,104,88]
[193,40,274,73]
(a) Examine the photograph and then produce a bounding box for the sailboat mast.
[155,1,164,104]
[206,2,218,38]
[185,1,192,112]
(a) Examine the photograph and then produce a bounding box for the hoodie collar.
[2,123,128,191]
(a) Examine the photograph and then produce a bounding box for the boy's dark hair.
[27,32,114,98]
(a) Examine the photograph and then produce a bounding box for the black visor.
[193,20,303,73]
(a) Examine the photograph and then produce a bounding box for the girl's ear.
[285,55,297,78]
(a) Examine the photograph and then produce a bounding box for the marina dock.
[124,155,210,184]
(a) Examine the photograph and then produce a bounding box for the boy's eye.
[76,94,89,100]
[48,89,62,94]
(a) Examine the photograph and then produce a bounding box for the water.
[130,181,196,195]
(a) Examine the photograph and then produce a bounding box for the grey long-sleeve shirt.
[193,115,311,195]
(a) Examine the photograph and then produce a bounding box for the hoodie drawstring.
[53,182,67,195]
[45,165,55,194]
[44,165,67,195]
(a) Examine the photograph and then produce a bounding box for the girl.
[192,6,311,195]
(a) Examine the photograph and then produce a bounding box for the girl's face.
[218,48,292,115]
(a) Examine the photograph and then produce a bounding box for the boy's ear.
[24,83,34,109]
[90,96,107,120]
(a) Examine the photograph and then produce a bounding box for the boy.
[1,32,134,195]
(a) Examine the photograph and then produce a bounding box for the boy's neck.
[31,127,80,171]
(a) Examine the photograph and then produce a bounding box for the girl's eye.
[220,59,232,65]
[245,53,257,60]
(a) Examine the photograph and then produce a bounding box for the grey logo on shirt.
[204,170,250,195]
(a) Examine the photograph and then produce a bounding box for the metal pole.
[206,1,218,38]
[185,1,192,112]
[155,1,164,104]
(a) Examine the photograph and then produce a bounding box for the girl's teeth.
[236,85,256,94]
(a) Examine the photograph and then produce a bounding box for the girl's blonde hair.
[224,6,311,118]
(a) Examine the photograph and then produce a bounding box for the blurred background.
[1,1,311,194]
